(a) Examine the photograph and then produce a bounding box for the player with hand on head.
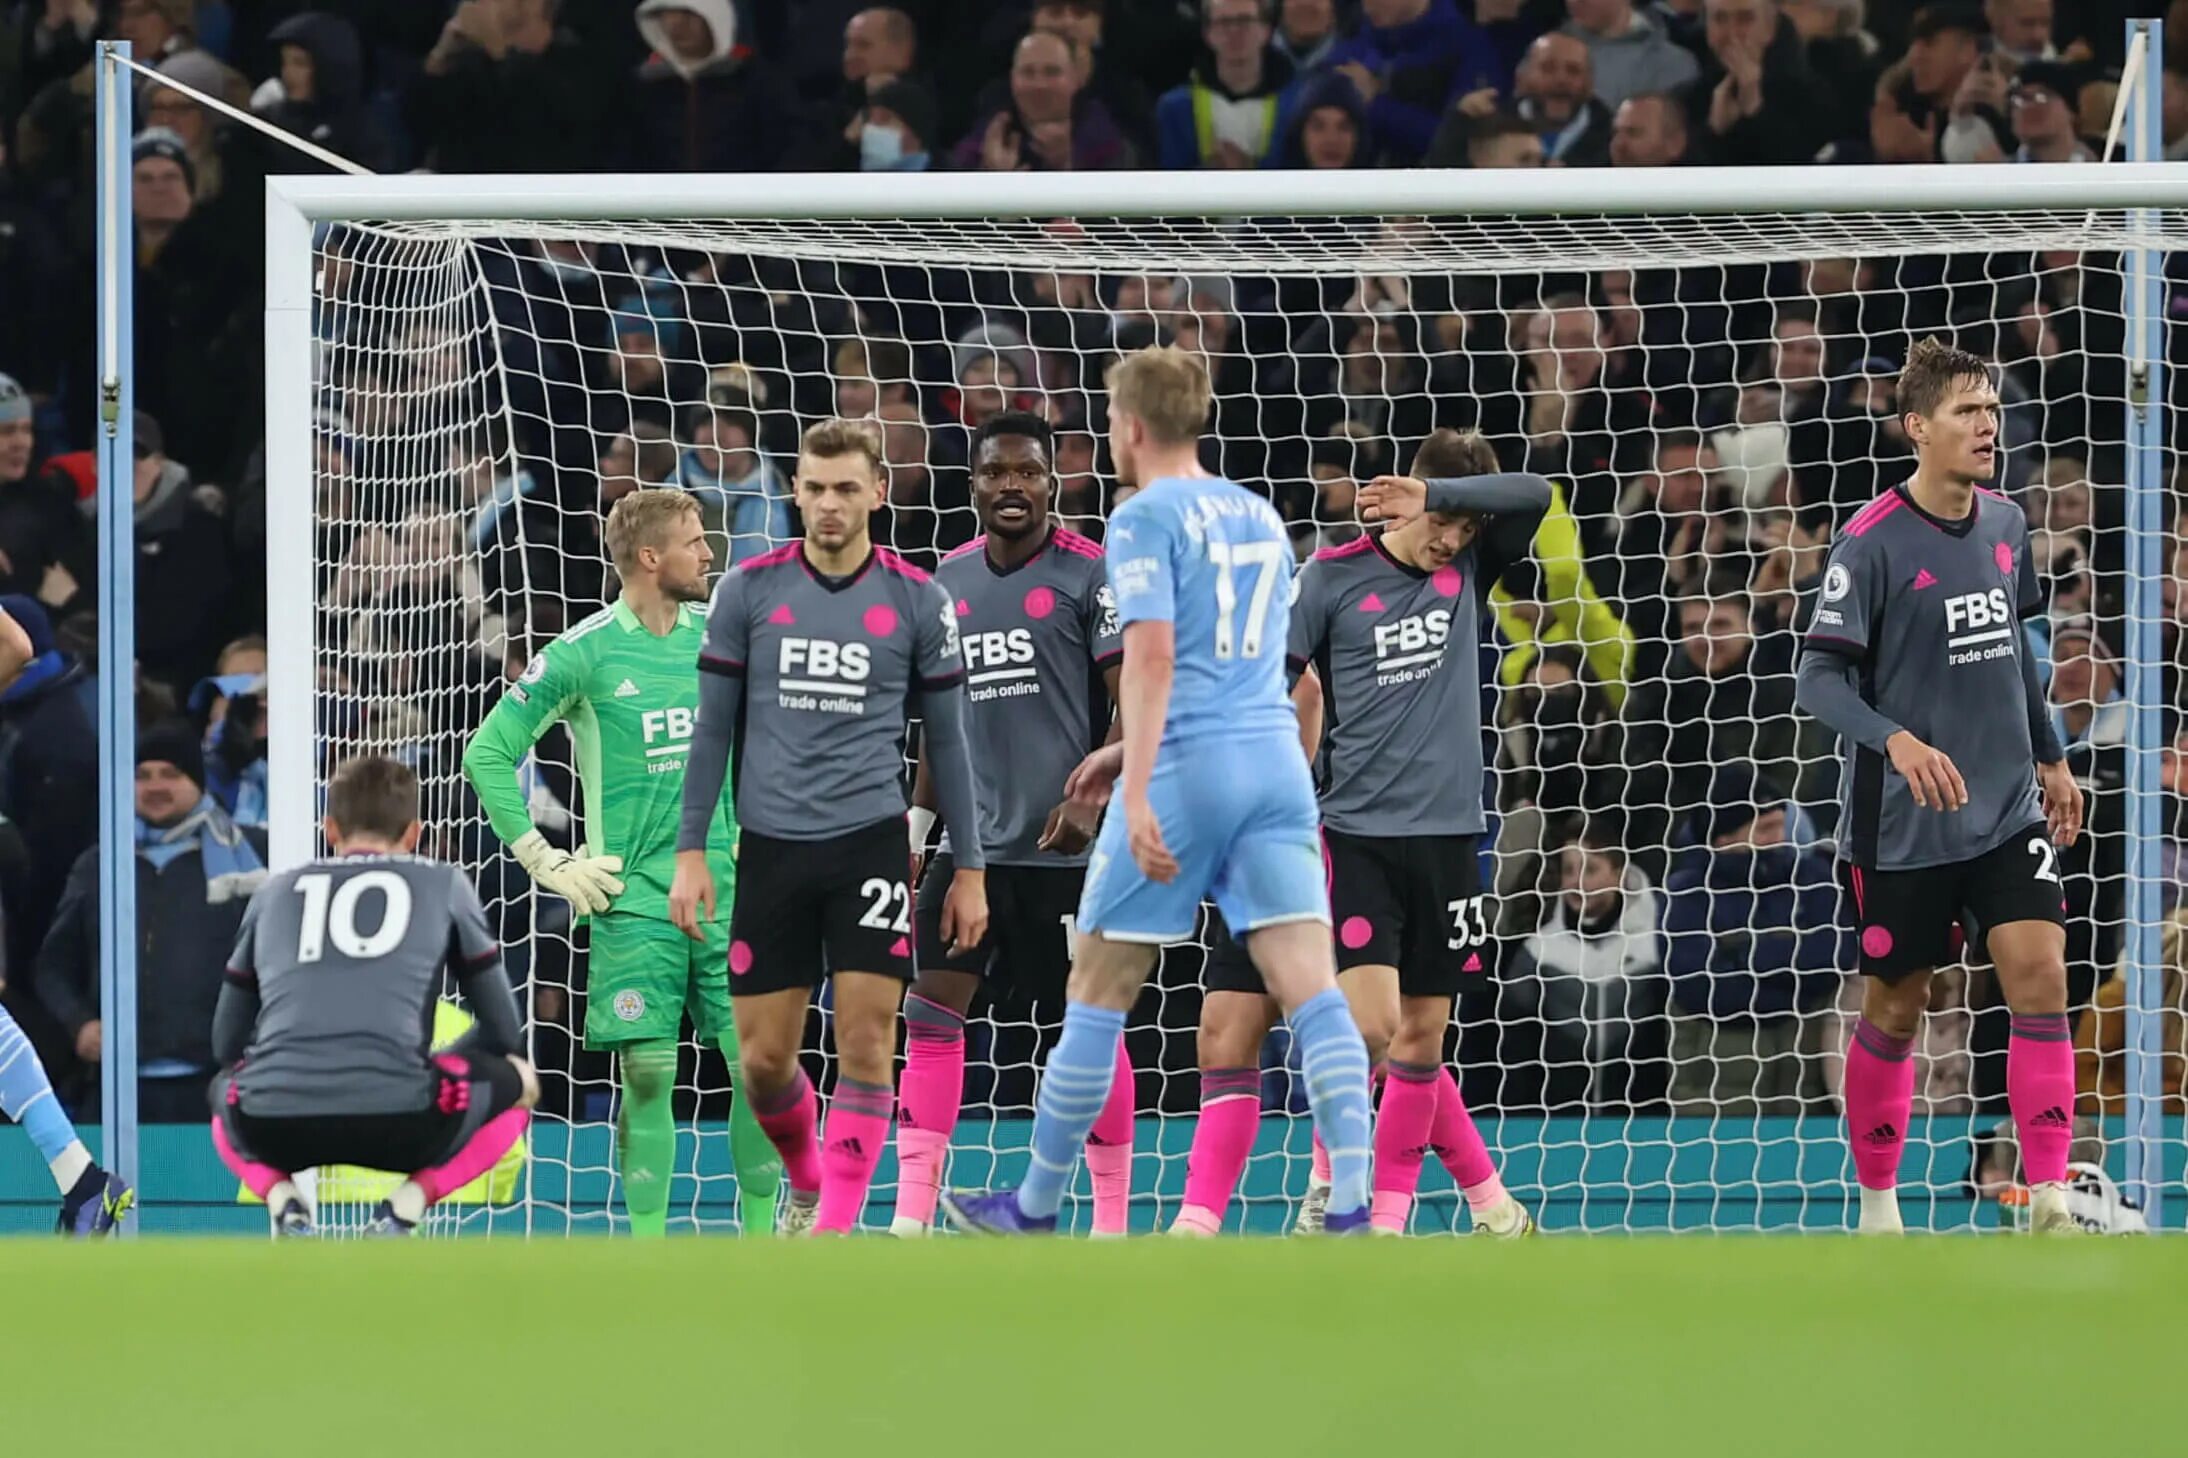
[941,346,1379,1236]
[1166,429,1547,1236]
[463,489,781,1237]
[209,755,540,1238]
[0,602,134,1235]
[1796,337,2085,1236]
[672,418,988,1236]
[891,411,1129,1237]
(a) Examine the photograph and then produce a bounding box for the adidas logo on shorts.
[614,679,641,698]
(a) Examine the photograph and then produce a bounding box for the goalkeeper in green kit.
[462,489,781,1235]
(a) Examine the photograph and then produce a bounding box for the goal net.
[279,174,2180,1234]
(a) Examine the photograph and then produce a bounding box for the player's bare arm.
[1117,618,1180,883]
[1037,661,1123,855]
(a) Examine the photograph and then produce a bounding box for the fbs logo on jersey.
[777,637,872,716]
[1372,609,1450,686]
[614,678,641,698]
[612,989,646,1022]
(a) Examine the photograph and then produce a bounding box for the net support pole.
[2121,15,2168,1224]
[93,41,139,1218]
[264,193,315,872]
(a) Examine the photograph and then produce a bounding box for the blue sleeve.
[1155,86,1200,168]
[1105,497,1177,626]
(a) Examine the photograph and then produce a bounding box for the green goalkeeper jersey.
[462,597,735,923]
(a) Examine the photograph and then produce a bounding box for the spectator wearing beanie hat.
[33,721,267,1123]
[0,373,90,606]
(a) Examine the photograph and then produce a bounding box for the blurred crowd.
[0,0,2184,1136]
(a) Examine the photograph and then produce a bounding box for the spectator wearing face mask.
[849,78,941,171]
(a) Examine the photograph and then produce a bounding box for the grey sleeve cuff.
[2020,634,2065,764]
[1425,472,1554,516]
[1795,645,1902,755]
[916,684,986,873]
[677,669,744,852]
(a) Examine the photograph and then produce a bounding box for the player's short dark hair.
[1898,335,1995,421]
[1409,427,1500,481]
[971,410,1054,466]
[327,754,420,842]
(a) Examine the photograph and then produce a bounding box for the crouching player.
[209,755,538,1237]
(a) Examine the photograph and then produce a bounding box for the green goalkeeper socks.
[720,1027,782,1235]
[617,1041,678,1240]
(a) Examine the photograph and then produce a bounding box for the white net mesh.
[299,204,2183,1234]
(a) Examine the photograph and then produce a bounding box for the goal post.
[266,157,2182,1234]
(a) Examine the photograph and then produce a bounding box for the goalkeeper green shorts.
[585,912,733,1049]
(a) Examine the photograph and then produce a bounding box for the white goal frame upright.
[266,158,2180,1231]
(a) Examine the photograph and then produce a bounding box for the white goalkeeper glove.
[511,830,624,916]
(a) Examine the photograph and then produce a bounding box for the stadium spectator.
[1681,0,1841,165]
[1619,585,1800,872]
[190,636,269,831]
[0,373,87,605]
[2074,910,2187,1116]
[1495,830,1667,1110]
[2008,60,2092,163]
[140,51,252,206]
[0,594,96,971]
[1940,45,2016,164]
[34,720,267,1123]
[1608,89,1690,163]
[1892,3,1988,157]
[788,6,925,169]
[1274,0,1344,71]
[120,409,237,698]
[252,12,394,172]
[1662,765,1843,1114]
[1516,30,1612,163]
[844,77,942,171]
[954,29,1138,171]
[1562,0,1699,110]
[631,0,798,172]
[1154,0,1301,170]
[1784,0,1883,144]
[674,403,793,566]
[1272,69,1375,165]
[407,0,620,173]
[1027,0,1160,150]
[1986,0,2058,64]
[1324,0,1507,166]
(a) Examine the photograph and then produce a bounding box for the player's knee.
[736,1039,800,1096]
[507,1055,541,1110]
[1197,994,1272,1068]
[1858,976,1928,1040]
[1386,1019,1444,1070]
[1350,1005,1398,1066]
[619,1050,673,1105]
[834,1013,897,1084]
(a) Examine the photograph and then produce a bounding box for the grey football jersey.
[1803,484,2045,870]
[699,543,964,840]
[1288,533,1490,837]
[224,855,514,1118]
[937,527,1121,866]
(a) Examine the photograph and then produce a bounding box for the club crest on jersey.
[612,989,645,1022]
[1822,564,1852,603]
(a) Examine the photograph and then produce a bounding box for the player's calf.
[1990,920,2077,1208]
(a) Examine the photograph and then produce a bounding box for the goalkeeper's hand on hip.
[512,830,625,916]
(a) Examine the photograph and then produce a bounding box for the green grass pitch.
[10,1237,2177,1457]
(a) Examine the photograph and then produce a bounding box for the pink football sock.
[1310,1133,1331,1188]
[2007,1013,2076,1186]
[1371,1060,1438,1233]
[1844,1016,1915,1191]
[1428,1067,1506,1209]
[894,995,967,1228]
[816,1077,893,1234]
[210,1116,288,1201]
[752,1068,825,1196]
[1179,1066,1259,1227]
[1083,1036,1136,1236]
[417,1107,530,1204]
